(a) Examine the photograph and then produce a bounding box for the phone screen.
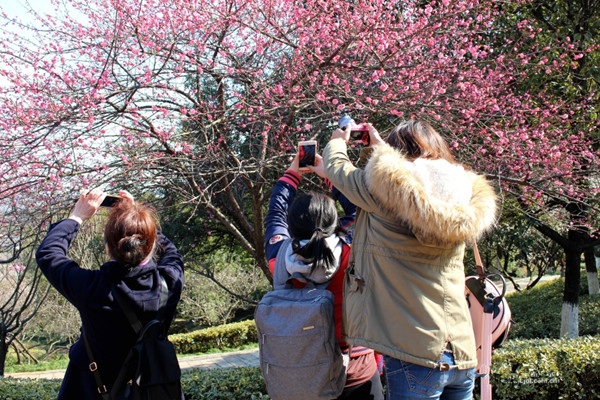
[298,141,316,168]
[100,195,121,207]
[350,125,370,145]
[350,130,364,140]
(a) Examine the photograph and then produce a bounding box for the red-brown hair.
[386,120,456,163]
[104,200,158,267]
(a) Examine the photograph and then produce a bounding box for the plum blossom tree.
[0,0,598,332]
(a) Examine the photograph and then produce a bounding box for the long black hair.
[287,192,338,273]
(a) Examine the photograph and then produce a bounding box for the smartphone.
[100,195,122,207]
[350,124,370,145]
[298,140,317,168]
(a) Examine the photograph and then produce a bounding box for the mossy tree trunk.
[589,247,600,295]
[0,322,7,377]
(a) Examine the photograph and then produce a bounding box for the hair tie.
[314,228,323,234]
[292,239,302,251]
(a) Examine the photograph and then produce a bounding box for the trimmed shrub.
[506,276,600,339]
[0,378,61,400]
[170,320,258,354]
[491,336,600,399]
[182,367,269,400]
[0,369,268,400]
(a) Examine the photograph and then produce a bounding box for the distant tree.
[484,206,563,292]
[0,238,49,377]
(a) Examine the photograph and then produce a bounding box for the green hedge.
[0,378,61,400]
[4,336,600,399]
[182,367,269,400]
[0,368,269,400]
[170,320,258,354]
[491,336,600,399]
[506,276,600,339]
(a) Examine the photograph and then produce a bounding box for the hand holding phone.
[349,124,370,145]
[339,115,370,145]
[69,189,106,224]
[298,140,317,168]
[306,154,325,178]
[100,195,122,207]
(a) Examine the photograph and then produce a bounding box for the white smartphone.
[298,140,317,168]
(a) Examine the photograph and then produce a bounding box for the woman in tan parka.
[323,120,497,400]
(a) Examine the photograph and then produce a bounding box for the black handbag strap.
[82,328,110,400]
[81,274,169,396]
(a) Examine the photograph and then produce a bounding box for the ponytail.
[288,192,338,273]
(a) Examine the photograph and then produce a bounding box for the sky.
[0,1,50,88]
[2,0,54,19]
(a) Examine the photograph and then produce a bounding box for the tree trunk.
[590,247,600,295]
[560,302,579,338]
[0,324,7,377]
[589,270,600,295]
[560,241,581,338]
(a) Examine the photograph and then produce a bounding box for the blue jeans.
[383,352,475,400]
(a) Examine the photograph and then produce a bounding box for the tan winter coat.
[323,139,497,369]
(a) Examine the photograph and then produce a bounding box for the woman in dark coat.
[36,189,184,399]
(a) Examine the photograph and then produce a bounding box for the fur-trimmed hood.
[364,143,497,245]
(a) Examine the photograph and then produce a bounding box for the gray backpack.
[255,240,347,400]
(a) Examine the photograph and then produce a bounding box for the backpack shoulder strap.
[272,239,293,290]
[112,274,169,335]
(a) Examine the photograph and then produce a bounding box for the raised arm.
[265,170,300,268]
[36,189,108,306]
[330,184,356,242]
[36,219,97,307]
[323,127,381,212]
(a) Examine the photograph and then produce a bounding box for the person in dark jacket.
[36,188,184,399]
[265,153,383,400]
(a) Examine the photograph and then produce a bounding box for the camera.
[298,140,317,168]
[339,115,369,145]
[101,195,122,207]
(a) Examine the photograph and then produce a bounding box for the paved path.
[6,348,260,380]
[505,274,561,293]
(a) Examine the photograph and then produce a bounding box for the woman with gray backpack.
[260,152,384,400]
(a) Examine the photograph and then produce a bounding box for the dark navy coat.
[36,219,184,399]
